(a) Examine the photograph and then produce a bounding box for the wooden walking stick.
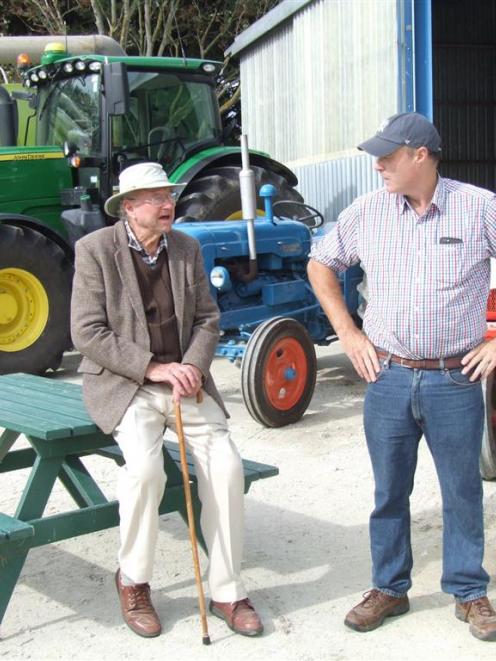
[174,390,211,645]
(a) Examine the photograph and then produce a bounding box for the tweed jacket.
[70,221,226,434]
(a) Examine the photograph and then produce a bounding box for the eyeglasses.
[129,192,178,206]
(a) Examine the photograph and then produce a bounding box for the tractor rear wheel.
[175,164,304,221]
[0,225,73,375]
[481,371,496,479]
[241,317,317,427]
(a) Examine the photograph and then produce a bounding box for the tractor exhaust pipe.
[239,134,258,282]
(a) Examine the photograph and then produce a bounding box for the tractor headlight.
[201,63,218,74]
[210,266,231,292]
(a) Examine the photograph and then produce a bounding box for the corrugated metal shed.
[227,0,314,57]
[292,153,381,222]
[232,0,394,220]
[239,0,398,166]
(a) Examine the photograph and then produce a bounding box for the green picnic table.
[0,373,278,627]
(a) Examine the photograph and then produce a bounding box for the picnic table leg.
[0,454,64,627]
[0,556,30,629]
[58,456,109,508]
[15,455,64,520]
[0,430,19,463]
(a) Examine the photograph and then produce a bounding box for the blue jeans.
[364,360,489,602]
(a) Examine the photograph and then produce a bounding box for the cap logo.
[377,118,390,133]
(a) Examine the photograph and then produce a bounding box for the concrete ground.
[1,343,495,660]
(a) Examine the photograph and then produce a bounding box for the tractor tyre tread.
[175,164,303,221]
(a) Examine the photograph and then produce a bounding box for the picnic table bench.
[0,373,278,627]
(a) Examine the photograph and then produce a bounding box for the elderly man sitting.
[71,162,263,639]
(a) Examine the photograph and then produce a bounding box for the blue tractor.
[174,148,363,427]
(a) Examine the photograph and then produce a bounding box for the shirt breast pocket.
[428,241,487,288]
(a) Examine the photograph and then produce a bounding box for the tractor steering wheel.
[272,200,325,229]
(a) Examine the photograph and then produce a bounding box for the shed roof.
[225,0,314,57]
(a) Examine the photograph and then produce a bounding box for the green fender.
[169,146,298,192]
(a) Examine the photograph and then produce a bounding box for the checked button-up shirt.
[310,177,496,359]
[124,220,167,267]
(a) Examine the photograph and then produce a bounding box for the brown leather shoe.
[345,589,410,632]
[455,596,496,641]
[115,569,162,638]
[209,598,264,636]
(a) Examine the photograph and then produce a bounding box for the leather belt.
[376,350,464,370]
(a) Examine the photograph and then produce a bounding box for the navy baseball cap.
[358,112,442,157]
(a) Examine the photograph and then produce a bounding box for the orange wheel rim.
[264,337,308,410]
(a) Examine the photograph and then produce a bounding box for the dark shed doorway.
[432,0,496,190]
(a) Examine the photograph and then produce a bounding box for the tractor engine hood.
[174,218,311,272]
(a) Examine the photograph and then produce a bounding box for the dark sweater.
[130,248,182,365]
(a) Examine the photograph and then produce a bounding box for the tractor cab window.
[111,70,221,171]
[37,74,101,156]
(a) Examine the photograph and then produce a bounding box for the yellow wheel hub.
[0,268,49,352]
[225,209,266,220]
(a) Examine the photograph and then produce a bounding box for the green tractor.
[0,36,304,375]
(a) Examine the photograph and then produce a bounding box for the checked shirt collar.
[398,174,446,219]
[124,220,168,267]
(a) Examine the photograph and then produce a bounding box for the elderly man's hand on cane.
[145,361,203,398]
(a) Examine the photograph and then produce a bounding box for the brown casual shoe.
[345,589,410,632]
[455,596,496,641]
[115,569,162,638]
[209,598,264,636]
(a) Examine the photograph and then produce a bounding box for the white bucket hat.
[104,162,186,217]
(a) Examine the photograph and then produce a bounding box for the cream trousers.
[112,383,247,603]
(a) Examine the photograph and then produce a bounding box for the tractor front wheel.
[241,317,317,427]
[0,225,73,375]
[481,371,496,480]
